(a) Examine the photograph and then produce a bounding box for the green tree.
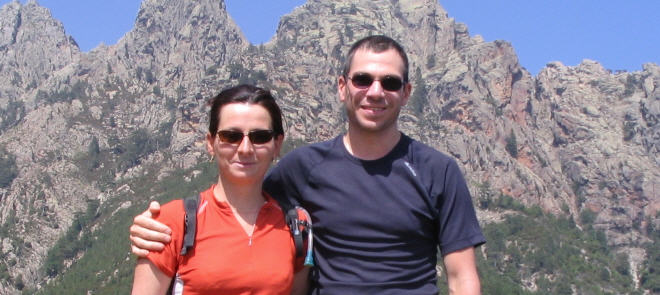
[505,129,518,158]
[14,274,24,290]
[176,85,186,101]
[408,67,428,115]
[280,138,308,156]
[118,128,156,169]
[0,100,25,131]
[641,219,660,292]
[0,149,18,188]
[85,137,101,171]
[345,25,354,40]
[426,54,436,69]
[153,86,162,97]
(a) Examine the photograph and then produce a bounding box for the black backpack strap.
[180,194,200,256]
[279,199,304,257]
[168,194,200,294]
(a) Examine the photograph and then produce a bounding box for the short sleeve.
[435,159,486,255]
[145,199,186,277]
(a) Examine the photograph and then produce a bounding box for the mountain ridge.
[0,0,657,293]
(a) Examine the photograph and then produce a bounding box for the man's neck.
[343,127,401,161]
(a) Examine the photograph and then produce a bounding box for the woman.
[131,85,309,295]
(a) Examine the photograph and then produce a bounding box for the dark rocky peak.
[267,0,522,97]
[259,0,525,141]
[272,0,456,67]
[0,0,80,131]
[114,0,248,87]
[0,0,80,90]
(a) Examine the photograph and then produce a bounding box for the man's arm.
[443,246,481,295]
[290,267,310,295]
[129,201,173,257]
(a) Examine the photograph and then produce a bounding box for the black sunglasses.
[216,129,275,144]
[347,73,405,91]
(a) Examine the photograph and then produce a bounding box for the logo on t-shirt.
[404,161,417,177]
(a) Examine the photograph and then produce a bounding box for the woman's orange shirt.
[146,185,303,295]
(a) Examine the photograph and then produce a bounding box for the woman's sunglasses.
[347,73,405,91]
[216,129,275,144]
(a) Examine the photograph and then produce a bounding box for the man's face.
[338,48,411,135]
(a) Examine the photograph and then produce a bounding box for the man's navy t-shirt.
[264,134,485,294]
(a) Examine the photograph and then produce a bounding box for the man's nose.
[366,80,385,98]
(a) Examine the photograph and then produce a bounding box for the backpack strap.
[178,192,306,258]
[180,194,200,256]
[279,199,305,257]
[168,194,200,294]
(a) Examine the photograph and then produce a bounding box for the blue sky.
[1,0,657,75]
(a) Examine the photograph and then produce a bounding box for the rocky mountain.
[0,0,657,293]
[0,0,80,131]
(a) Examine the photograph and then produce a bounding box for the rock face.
[0,0,80,130]
[0,0,657,293]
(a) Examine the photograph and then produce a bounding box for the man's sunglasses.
[347,73,405,91]
[216,129,275,144]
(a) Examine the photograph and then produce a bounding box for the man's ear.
[401,82,412,105]
[337,75,347,102]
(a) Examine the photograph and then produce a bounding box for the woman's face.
[206,102,283,185]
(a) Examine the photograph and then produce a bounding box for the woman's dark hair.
[208,84,284,137]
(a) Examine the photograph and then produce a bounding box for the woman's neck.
[213,178,265,212]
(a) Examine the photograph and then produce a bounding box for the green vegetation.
[640,216,660,293]
[153,85,162,97]
[0,147,18,188]
[34,171,651,294]
[505,129,518,158]
[623,75,638,97]
[280,137,308,156]
[439,191,638,294]
[36,161,218,294]
[36,80,91,105]
[176,85,186,101]
[71,115,175,189]
[0,100,25,131]
[484,95,504,117]
[136,67,155,84]
[426,55,436,69]
[227,63,270,87]
[409,68,429,116]
[623,119,637,141]
[0,210,18,284]
[80,137,102,172]
[42,199,99,277]
[344,25,354,40]
[115,123,174,170]
[205,65,219,75]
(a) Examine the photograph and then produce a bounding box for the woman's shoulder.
[155,199,186,226]
[158,186,213,219]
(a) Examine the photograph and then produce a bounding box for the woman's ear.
[273,134,284,159]
[205,132,215,158]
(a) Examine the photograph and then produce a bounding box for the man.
[130,35,485,294]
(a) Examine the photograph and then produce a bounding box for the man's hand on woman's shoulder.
[129,201,172,257]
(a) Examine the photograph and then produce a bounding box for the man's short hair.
[342,35,409,82]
